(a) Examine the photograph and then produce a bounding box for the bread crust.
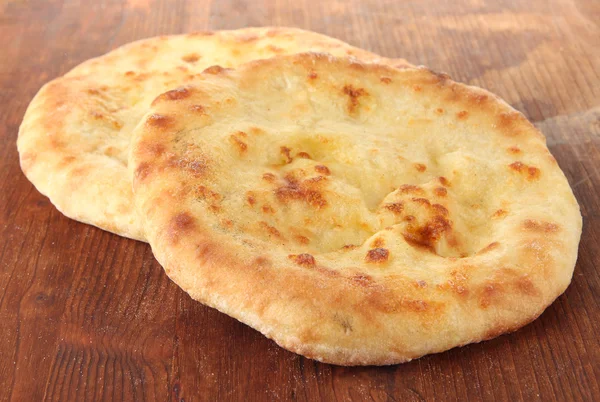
[17,28,411,240]
[129,53,582,365]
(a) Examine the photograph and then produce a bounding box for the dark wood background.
[1,0,598,400]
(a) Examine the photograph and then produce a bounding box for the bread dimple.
[130,53,582,365]
[17,28,412,241]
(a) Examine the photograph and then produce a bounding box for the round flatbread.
[130,53,581,365]
[17,28,411,241]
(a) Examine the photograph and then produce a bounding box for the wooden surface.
[1,0,599,400]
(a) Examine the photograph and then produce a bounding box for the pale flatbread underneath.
[17,27,411,241]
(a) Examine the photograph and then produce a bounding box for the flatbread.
[17,28,411,241]
[129,53,581,365]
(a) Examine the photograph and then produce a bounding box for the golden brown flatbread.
[130,53,581,365]
[17,28,411,240]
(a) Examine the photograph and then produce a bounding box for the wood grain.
[1,0,598,400]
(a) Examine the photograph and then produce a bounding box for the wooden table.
[1,0,598,400]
